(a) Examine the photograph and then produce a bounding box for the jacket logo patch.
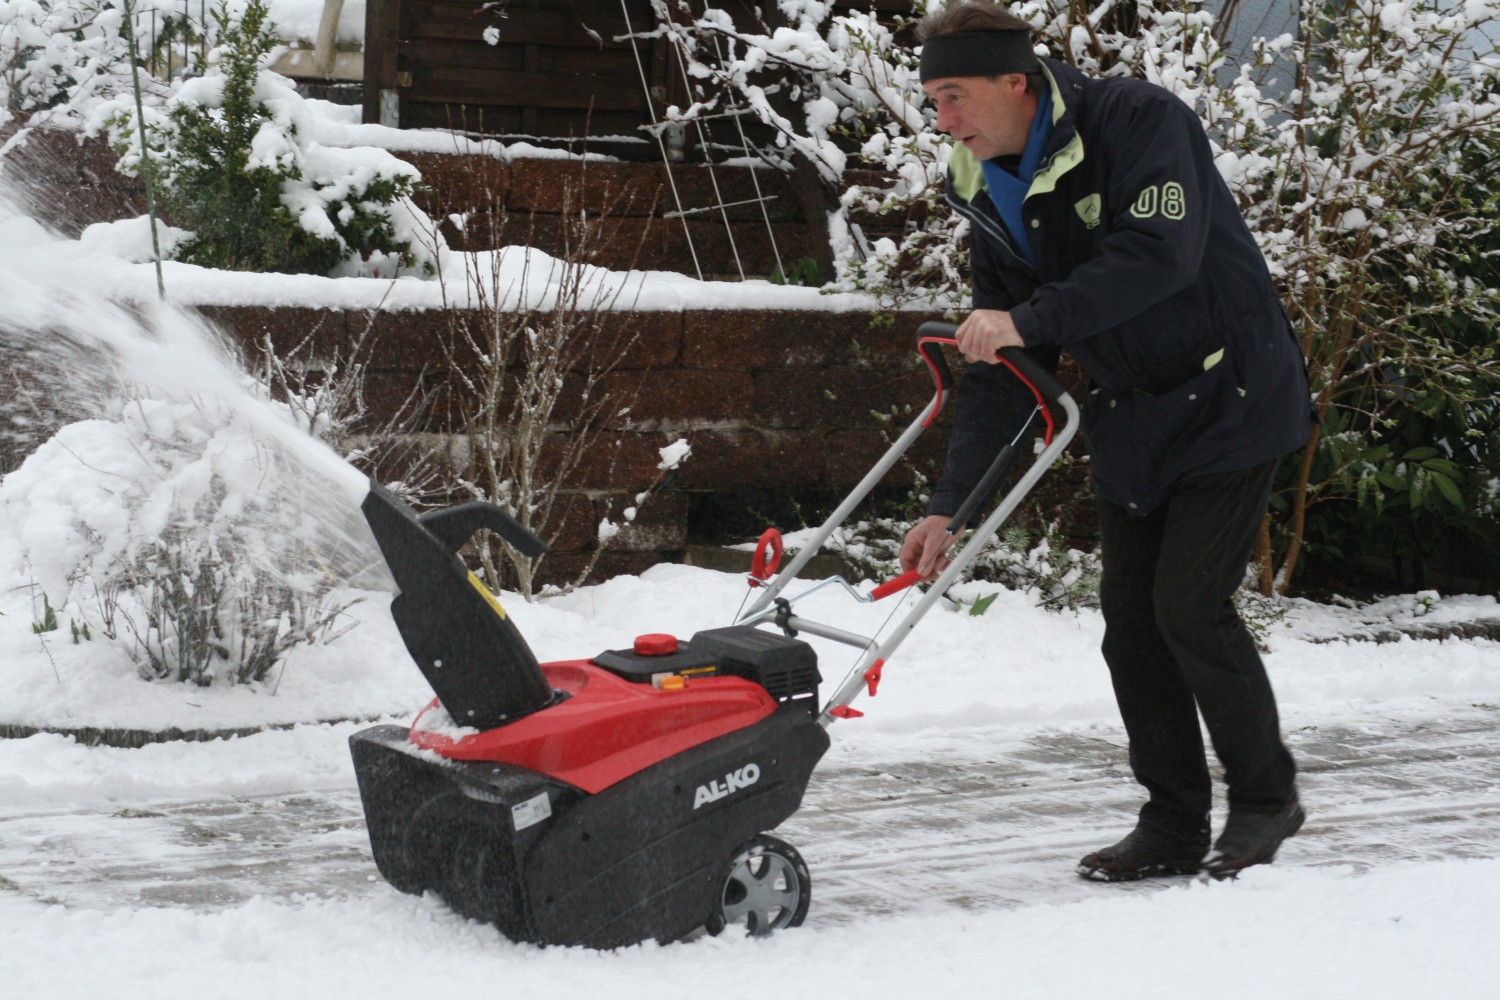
[1075,193,1102,229]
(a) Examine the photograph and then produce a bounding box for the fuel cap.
[633,633,679,656]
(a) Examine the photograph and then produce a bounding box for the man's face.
[922,74,1036,161]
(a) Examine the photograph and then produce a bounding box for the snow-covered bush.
[1208,1,1500,591]
[0,284,378,688]
[636,0,945,303]
[101,0,434,276]
[0,0,136,141]
[0,382,359,686]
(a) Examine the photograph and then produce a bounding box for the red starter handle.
[870,569,923,600]
[749,528,783,585]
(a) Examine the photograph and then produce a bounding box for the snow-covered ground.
[4,561,1500,999]
[3,72,1500,1000]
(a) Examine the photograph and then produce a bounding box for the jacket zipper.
[948,189,1036,275]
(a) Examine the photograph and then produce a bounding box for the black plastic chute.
[361,480,553,729]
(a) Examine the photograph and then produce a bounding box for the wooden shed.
[363,0,730,159]
[361,0,916,160]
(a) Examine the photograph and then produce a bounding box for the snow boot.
[1204,800,1305,878]
[1077,824,1211,882]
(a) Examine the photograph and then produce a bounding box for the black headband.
[918,30,1041,83]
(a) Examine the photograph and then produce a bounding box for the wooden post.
[363,0,403,126]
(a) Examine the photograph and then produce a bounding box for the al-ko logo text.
[693,762,761,809]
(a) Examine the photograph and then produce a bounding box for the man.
[899,2,1314,880]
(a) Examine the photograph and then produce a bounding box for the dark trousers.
[1097,460,1297,840]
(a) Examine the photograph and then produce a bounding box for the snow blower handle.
[854,323,1068,600]
[915,330,956,395]
[418,502,549,560]
[915,320,1070,423]
[814,333,1079,727]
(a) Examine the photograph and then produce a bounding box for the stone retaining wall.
[203,303,974,587]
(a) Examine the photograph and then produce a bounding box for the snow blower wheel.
[708,834,811,937]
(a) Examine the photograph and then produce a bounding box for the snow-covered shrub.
[634,0,937,301]
[0,385,359,685]
[102,0,434,276]
[0,288,377,688]
[0,0,136,141]
[1179,0,1499,592]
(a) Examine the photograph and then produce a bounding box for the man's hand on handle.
[955,308,1025,363]
[900,514,956,580]
[902,314,1029,581]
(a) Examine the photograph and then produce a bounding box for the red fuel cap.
[633,633,679,656]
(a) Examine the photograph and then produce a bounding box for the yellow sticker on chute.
[467,571,509,620]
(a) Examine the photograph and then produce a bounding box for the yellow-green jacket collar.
[948,63,1083,204]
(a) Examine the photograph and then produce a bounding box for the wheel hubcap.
[721,849,802,935]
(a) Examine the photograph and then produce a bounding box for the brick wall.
[397,151,842,280]
[203,303,960,587]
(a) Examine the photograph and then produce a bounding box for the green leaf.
[31,594,58,634]
[968,592,1000,617]
[1421,458,1461,479]
[1431,470,1464,508]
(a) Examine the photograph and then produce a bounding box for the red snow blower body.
[349,323,1078,948]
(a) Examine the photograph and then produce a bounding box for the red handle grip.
[870,569,923,601]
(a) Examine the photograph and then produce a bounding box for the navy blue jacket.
[929,59,1312,517]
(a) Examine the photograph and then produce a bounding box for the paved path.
[789,710,1500,921]
[4,710,1499,922]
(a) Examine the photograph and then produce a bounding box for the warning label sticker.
[511,791,552,831]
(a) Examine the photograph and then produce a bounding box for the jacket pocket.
[1087,359,1246,510]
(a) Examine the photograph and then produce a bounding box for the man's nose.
[935,106,956,134]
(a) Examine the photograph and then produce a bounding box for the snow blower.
[348,321,1079,948]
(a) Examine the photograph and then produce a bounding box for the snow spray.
[0,190,391,681]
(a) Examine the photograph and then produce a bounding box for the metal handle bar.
[816,378,1080,727]
[741,325,1074,617]
[735,327,1080,727]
